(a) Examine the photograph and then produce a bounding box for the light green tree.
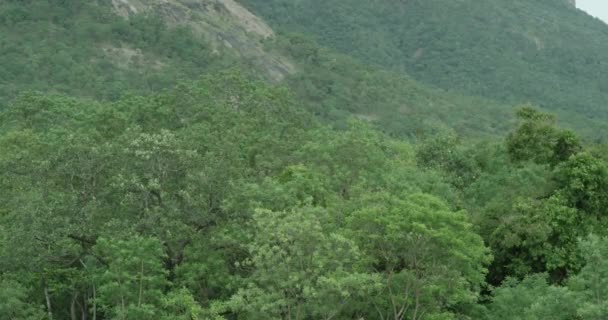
[347,192,491,319]
[569,235,608,319]
[506,106,580,166]
[229,206,381,319]
[553,153,608,217]
[94,236,168,320]
[0,278,45,320]
[483,274,578,320]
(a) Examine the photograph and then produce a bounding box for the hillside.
[3,0,608,138]
[5,1,608,319]
[0,0,520,138]
[0,0,293,103]
[108,0,295,81]
[240,0,608,138]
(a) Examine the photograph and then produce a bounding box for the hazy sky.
[578,0,608,23]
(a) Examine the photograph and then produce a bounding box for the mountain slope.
[109,0,295,81]
[3,0,606,138]
[0,0,519,138]
[239,0,608,138]
[0,0,293,105]
[7,1,608,319]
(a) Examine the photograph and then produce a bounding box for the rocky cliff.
[110,0,295,81]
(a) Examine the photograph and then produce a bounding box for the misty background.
[578,0,608,23]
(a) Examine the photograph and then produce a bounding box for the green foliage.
[484,274,578,320]
[0,0,230,104]
[0,73,315,319]
[2,0,608,313]
[507,106,581,165]
[270,32,513,137]
[5,52,608,319]
[553,153,608,216]
[0,278,45,320]
[485,236,608,319]
[242,0,608,138]
[0,0,517,139]
[0,72,506,318]
[160,289,206,320]
[347,192,491,319]
[416,133,482,188]
[569,235,608,319]
[229,207,379,319]
[94,236,168,319]
[487,196,584,282]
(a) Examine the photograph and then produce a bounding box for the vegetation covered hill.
[240,0,608,138]
[0,0,520,138]
[4,71,608,320]
[0,1,186,98]
[0,0,290,103]
[3,0,608,319]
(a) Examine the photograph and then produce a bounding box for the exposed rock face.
[111,0,273,37]
[110,0,295,81]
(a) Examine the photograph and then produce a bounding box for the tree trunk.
[92,284,97,320]
[70,293,78,320]
[44,285,53,320]
[81,292,88,320]
[138,260,144,307]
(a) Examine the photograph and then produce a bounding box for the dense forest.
[2,0,608,319]
[0,0,524,138]
[241,0,608,139]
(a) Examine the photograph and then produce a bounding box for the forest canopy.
[2,72,608,319]
[2,0,608,319]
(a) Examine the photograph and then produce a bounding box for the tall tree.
[347,192,490,319]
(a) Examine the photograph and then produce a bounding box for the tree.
[552,130,582,165]
[347,192,491,319]
[229,207,380,319]
[296,121,391,199]
[94,236,168,320]
[506,106,580,166]
[160,288,207,320]
[553,153,608,217]
[483,274,578,320]
[487,196,584,282]
[569,235,608,319]
[416,132,481,188]
[0,278,45,320]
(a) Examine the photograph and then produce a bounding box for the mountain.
[239,0,608,139]
[6,1,608,319]
[0,0,295,104]
[0,0,517,138]
[108,0,295,81]
[2,0,608,138]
